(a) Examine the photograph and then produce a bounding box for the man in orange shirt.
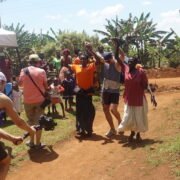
[19,54,48,148]
[70,54,96,137]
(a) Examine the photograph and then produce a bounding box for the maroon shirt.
[122,64,148,106]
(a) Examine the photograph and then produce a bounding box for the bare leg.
[65,99,68,110]
[110,104,122,125]
[103,104,115,130]
[136,132,142,142]
[128,131,135,142]
[60,103,65,117]
[0,155,11,180]
[69,98,72,110]
[36,130,42,145]
[47,105,51,114]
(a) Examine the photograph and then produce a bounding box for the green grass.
[1,97,102,168]
[1,105,76,167]
[146,99,180,177]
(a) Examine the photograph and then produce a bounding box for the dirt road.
[7,78,180,180]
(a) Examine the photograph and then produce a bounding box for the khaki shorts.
[24,102,44,125]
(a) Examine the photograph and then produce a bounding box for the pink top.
[123,64,148,106]
[19,66,47,104]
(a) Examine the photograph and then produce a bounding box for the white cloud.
[77,9,87,17]
[158,9,180,35]
[44,4,124,34]
[88,4,124,25]
[45,14,62,20]
[142,1,152,6]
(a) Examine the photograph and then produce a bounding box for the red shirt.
[123,64,148,106]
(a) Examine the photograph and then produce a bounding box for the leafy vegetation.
[94,12,179,68]
[1,12,179,69]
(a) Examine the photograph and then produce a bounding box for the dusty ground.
[7,77,180,180]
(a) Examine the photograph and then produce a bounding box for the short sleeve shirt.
[71,63,96,90]
[19,66,47,104]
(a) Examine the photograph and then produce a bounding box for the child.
[50,77,65,118]
[12,80,23,115]
[61,71,75,111]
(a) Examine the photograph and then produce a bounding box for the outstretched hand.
[12,136,23,145]
[85,42,93,51]
[151,95,157,107]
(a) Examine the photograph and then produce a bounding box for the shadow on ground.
[75,133,116,144]
[120,138,163,150]
[74,133,163,149]
[27,145,59,163]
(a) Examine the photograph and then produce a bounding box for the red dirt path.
[7,77,180,180]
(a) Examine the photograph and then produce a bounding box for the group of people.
[0,40,150,179]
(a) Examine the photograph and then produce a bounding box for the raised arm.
[85,42,104,65]
[112,38,125,65]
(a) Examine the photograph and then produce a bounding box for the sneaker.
[26,141,35,148]
[35,143,46,149]
[105,129,116,137]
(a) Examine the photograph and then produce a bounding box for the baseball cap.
[0,72,7,82]
[29,54,40,62]
[102,52,113,61]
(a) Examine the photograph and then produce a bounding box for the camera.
[39,115,57,131]
[22,115,57,140]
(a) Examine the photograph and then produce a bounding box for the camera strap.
[23,67,45,98]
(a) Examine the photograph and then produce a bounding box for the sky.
[0,0,180,37]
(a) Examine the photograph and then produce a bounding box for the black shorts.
[102,92,120,105]
[0,142,8,161]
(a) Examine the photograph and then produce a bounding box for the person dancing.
[118,57,148,142]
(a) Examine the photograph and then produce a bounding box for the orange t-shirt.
[71,63,96,90]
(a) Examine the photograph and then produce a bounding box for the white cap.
[29,54,40,62]
[0,72,7,82]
